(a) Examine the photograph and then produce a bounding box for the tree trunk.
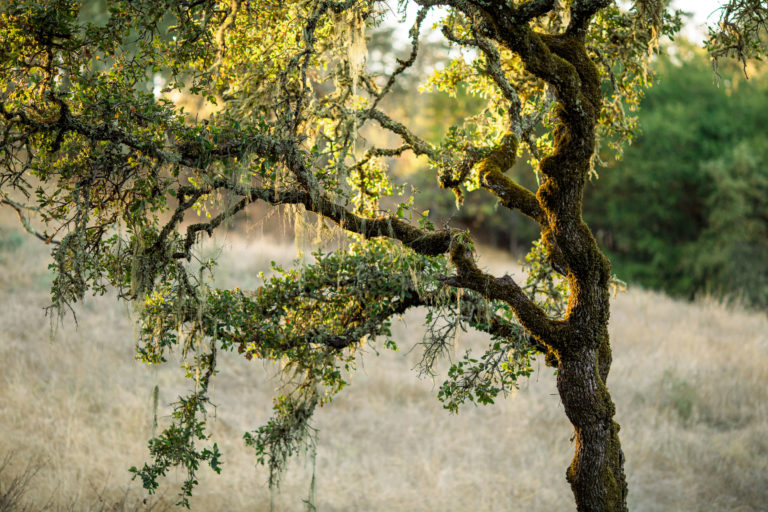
[558,339,628,511]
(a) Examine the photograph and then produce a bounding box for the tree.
[0,0,765,510]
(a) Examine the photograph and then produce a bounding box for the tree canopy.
[1,0,766,509]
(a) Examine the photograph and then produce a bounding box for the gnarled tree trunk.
[559,341,628,511]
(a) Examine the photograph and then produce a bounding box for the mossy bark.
[482,7,630,508]
[535,32,629,512]
[558,338,628,511]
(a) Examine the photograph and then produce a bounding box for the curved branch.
[567,0,613,36]
[364,108,438,159]
[510,0,557,22]
[0,197,61,245]
[368,7,430,113]
[174,179,454,257]
[474,132,546,224]
[443,235,567,349]
[190,260,541,355]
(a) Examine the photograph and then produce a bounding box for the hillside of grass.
[1,219,766,511]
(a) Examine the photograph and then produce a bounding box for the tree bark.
[558,342,628,511]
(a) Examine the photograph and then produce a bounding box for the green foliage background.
[583,45,768,307]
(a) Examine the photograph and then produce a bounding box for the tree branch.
[473,132,546,224]
[364,108,438,159]
[174,179,454,257]
[190,261,541,355]
[567,0,613,36]
[0,197,60,245]
[442,235,567,349]
[511,0,557,22]
[368,7,430,113]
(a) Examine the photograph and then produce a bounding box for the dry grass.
[1,221,767,511]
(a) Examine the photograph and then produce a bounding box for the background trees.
[583,46,768,306]
[0,0,766,510]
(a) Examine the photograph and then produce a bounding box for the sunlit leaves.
[137,239,451,485]
[587,4,683,158]
[705,0,768,73]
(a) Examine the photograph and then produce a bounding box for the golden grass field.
[1,218,767,511]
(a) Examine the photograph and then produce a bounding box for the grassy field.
[1,220,767,511]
